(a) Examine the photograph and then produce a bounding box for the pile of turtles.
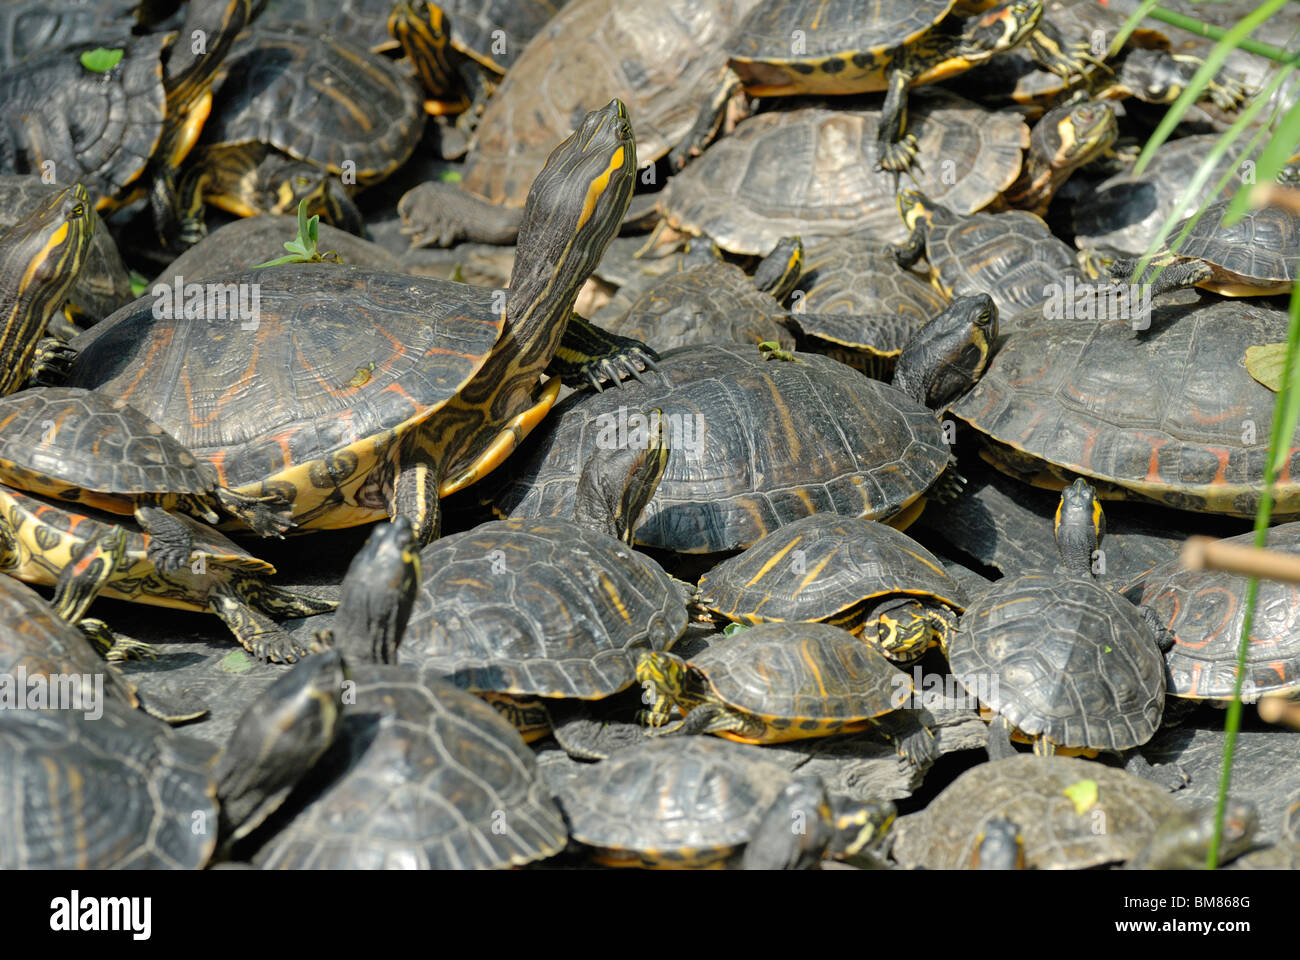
[0,0,1298,870]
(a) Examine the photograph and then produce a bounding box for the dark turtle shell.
[556,736,794,866]
[252,664,566,869]
[439,0,570,73]
[699,513,966,626]
[1165,198,1299,293]
[493,344,951,554]
[0,175,132,324]
[397,518,688,699]
[729,0,954,65]
[952,298,1300,517]
[602,262,794,354]
[63,263,503,519]
[0,0,142,70]
[1123,521,1300,700]
[891,755,1182,870]
[688,621,907,725]
[663,88,1028,254]
[0,387,219,497]
[0,700,219,868]
[202,25,424,182]
[0,34,167,208]
[952,573,1166,751]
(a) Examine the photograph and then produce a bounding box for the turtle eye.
[70,203,84,218]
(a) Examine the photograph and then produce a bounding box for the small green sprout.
[80,48,124,72]
[253,198,342,267]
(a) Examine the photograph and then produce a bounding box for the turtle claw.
[147,540,192,576]
[877,134,919,174]
[246,632,312,664]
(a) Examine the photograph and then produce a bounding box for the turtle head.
[507,100,636,325]
[636,650,689,728]
[867,599,953,664]
[971,816,1025,869]
[742,777,835,870]
[892,293,997,409]
[752,236,804,301]
[389,0,459,100]
[1133,801,1258,869]
[575,408,668,542]
[318,518,421,665]
[1054,477,1104,579]
[960,1,1043,60]
[214,649,348,850]
[830,798,897,862]
[896,190,932,232]
[1013,98,1117,211]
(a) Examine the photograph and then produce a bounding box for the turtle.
[659,87,1030,255]
[969,816,1026,869]
[555,736,894,869]
[697,513,969,666]
[994,96,1119,215]
[396,0,760,246]
[638,621,938,764]
[950,297,1300,517]
[0,0,151,71]
[0,0,253,244]
[597,237,802,354]
[949,479,1174,765]
[248,520,569,869]
[725,0,1058,171]
[784,234,949,376]
[0,648,348,869]
[0,175,132,331]
[890,755,1256,869]
[63,99,655,548]
[1109,196,1300,297]
[0,483,334,663]
[177,23,426,243]
[0,387,295,573]
[493,294,997,554]
[0,182,92,396]
[1123,521,1300,704]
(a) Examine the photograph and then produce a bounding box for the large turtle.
[63,100,654,547]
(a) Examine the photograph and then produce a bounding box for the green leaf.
[253,197,340,267]
[218,650,253,673]
[128,270,149,298]
[438,169,462,183]
[80,47,124,72]
[1246,342,1289,391]
[1063,779,1099,816]
[721,622,749,636]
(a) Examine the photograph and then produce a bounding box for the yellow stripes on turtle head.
[576,147,626,233]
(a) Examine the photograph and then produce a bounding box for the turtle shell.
[663,88,1028,254]
[253,664,566,869]
[1169,198,1299,292]
[0,35,167,208]
[440,0,569,73]
[0,0,141,70]
[688,621,908,730]
[461,0,756,208]
[493,344,950,553]
[602,262,794,353]
[952,573,1166,751]
[63,263,504,527]
[0,175,132,324]
[1123,521,1300,700]
[790,235,947,356]
[398,518,688,699]
[0,387,219,498]
[952,298,1300,517]
[0,701,219,869]
[203,26,424,182]
[699,513,966,626]
[891,755,1182,869]
[556,735,793,866]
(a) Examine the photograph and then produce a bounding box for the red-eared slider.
[1124,521,1300,702]
[0,649,347,868]
[660,87,1030,255]
[598,237,801,354]
[697,514,967,665]
[0,175,131,330]
[397,0,760,246]
[786,235,948,376]
[726,0,1053,171]
[0,387,294,573]
[638,621,936,762]
[890,755,1255,869]
[555,736,892,868]
[0,183,92,395]
[64,100,653,546]
[0,1,252,243]
[397,416,689,749]
[1109,196,1300,297]
[251,522,568,870]
[0,484,333,662]
[949,480,1171,759]
[494,295,994,553]
[951,298,1300,517]
[179,24,425,241]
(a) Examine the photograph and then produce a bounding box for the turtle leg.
[1025,18,1100,80]
[1123,751,1189,792]
[207,579,316,663]
[233,575,337,619]
[390,434,442,548]
[1108,256,1213,297]
[27,336,77,387]
[1032,736,1057,757]
[875,62,920,174]
[212,487,296,537]
[547,315,660,392]
[133,498,194,575]
[666,75,740,172]
[872,711,939,768]
[78,618,158,662]
[45,314,85,341]
[890,224,928,270]
[653,703,759,740]
[51,527,128,623]
[985,715,1019,761]
[397,181,523,246]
